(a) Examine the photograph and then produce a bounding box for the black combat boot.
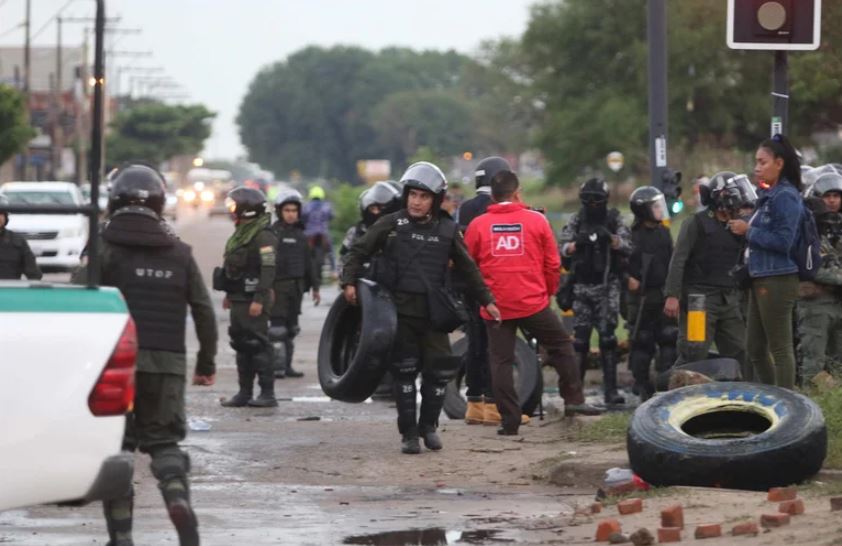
[221,354,253,407]
[401,430,421,454]
[248,350,278,407]
[283,339,304,378]
[601,349,626,405]
[158,478,198,546]
[103,487,134,546]
[418,381,447,451]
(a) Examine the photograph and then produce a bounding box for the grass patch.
[812,388,842,470]
[563,411,632,444]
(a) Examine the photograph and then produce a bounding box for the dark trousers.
[486,306,584,431]
[464,299,493,400]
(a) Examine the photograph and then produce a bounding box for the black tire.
[318,280,397,402]
[628,382,827,490]
[443,336,543,419]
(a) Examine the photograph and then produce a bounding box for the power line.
[0,21,24,39]
[31,0,78,41]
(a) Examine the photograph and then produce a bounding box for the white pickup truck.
[0,282,136,511]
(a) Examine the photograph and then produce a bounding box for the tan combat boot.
[465,400,485,425]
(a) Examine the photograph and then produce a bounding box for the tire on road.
[628,382,827,491]
[443,336,543,420]
[318,280,397,403]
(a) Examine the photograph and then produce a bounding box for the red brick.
[595,519,622,542]
[660,504,684,529]
[617,498,643,515]
[760,513,791,528]
[657,527,682,542]
[694,523,722,539]
[831,497,842,512]
[767,486,797,502]
[591,502,603,514]
[731,521,759,537]
[778,498,805,516]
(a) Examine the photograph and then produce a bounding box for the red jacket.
[464,202,561,320]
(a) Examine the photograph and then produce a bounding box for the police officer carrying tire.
[457,156,511,425]
[559,178,631,405]
[342,162,500,454]
[216,187,279,408]
[663,172,749,376]
[626,186,677,400]
[270,189,320,379]
[72,164,218,546]
[797,173,842,384]
[0,195,43,280]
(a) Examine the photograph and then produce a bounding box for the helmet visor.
[728,175,757,206]
[647,194,668,222]
[401,163,446,194]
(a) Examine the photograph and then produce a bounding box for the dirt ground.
[2,209,841,545]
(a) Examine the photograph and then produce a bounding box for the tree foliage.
[237,46,529,183]
[0,85,36,166]
[521,0,842,184]
[107,102,215,167]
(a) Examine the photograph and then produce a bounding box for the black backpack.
[793,204,822,281]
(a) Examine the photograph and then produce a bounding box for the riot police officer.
[0,195,42,280]
[457,156,511,425]
[797,173,842,384]
[342,162,500,454]
[72,163,217,546]
[216,187,279,407]
[626,186,676,400]
[663,172,749,377]
[337,180,401,277]
[269,189,320,379]
[559,178,631,405]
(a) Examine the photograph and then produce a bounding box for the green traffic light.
[670,200,684,215]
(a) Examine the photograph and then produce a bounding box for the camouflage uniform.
[797,235,842,382]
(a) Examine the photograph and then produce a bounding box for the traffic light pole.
[772,50,788,136]
[647,0,668,190]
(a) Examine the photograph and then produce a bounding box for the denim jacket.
[746,179,801,278]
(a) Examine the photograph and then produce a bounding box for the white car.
[0,282,135,511]
[0,182,90,270]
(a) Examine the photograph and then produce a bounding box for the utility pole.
[21,0,32,180]
[772,51,788,136]
[647,0,668,190]
[52,16,65,181]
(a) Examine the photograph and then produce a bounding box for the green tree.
[0,85,35,166]
[106,102,215,166]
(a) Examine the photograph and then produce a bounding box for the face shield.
[647,194,668,222]
[728,174,758,207]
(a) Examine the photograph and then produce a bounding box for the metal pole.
[54,16,64,180]
[88,0,105,288]
[772,50,788,136]
[22,0,32,180]
[647,0,668,190]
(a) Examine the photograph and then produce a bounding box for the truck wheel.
[628,382,827,491]
[318,280,397,402]
[443,336,543,419]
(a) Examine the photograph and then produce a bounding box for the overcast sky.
[0,0,536,161]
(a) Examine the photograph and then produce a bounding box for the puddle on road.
[343,528,514,545]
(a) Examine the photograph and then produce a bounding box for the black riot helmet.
[226,186,268,220]
[704,171,737,210]
[274,189,303,215]
[474,156,512,189]
[107,163,167,215]
[360,181,401,226]
[630,186,667,223]
[399,161,448,213]
[0,194,9,227]
[579,177,609,223]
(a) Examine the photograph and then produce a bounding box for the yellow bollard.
[687,293,706,343]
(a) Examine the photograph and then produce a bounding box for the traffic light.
[662,169,684,217]
[727,0,821,50]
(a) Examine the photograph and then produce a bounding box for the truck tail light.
[89,318,137,416]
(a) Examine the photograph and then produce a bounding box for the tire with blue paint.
[627,382,826,491]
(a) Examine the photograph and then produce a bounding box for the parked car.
[0,182,89,271]
[80,183,110,212]
[0,283,136,511]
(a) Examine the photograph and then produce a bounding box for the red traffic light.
[727,0,821,50]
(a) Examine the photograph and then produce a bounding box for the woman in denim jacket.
[728,134,802,389]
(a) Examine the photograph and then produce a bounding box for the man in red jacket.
[465,170,600,434]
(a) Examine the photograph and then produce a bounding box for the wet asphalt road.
[0,208,589,545]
